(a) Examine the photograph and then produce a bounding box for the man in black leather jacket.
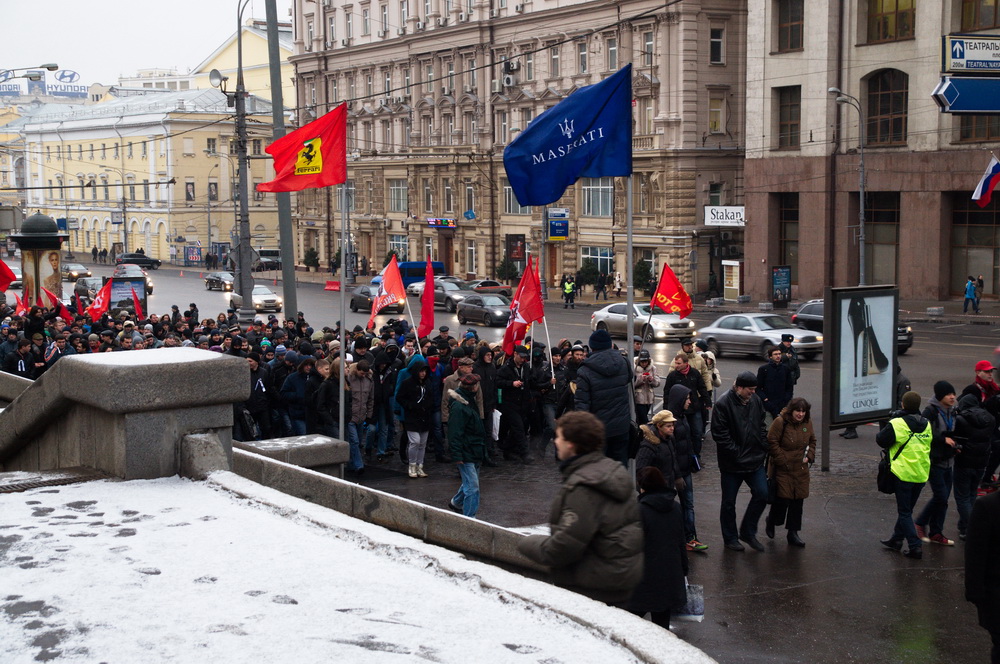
[711,371,768,552]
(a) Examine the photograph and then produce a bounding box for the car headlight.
[275,298,283,305]
[815,335,823,342]
[397,298,405,306]
[903,326,912,334]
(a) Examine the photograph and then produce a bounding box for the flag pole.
[542,316,555,380]
[338,183,347,446]
[404,297,417,329]
[625,174,635,368]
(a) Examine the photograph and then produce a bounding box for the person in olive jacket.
[448,373,487,518]
[517,411,644,605]
[764,397,816,547]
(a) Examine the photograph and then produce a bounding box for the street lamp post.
[829,87,866,286]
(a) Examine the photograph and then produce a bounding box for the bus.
[372,261,445,287]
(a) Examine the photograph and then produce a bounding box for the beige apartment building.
[289,0,746,292]
[18,89,278,264]
[745,1,1000,302]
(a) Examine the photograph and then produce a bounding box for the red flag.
[257,105,348,193]
[367,255,406,329]
[130,286,145,321]
[0,258,14,292]
[41,287,73,322]
[650,263,693,319]
[85,279,113,320]
[502,256,545,355]
[416,256,435,338]
[13,292,27,316]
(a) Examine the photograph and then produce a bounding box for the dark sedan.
[114,252,161,269]
[433,280,478,312]
[791,298,912,354]
[456,294,511,327]
[204,271,235,291]
[349,285,405,314]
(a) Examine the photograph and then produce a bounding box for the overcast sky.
[4,0,293,85]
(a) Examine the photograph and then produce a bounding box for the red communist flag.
[0,258,15,292]
[650,263,693,319]
[41,287,73,322]
[502,255,545,355]
[85,279,113,320]
[130,286,145,321]
[416,256,435,339]
[367,254,406,329]
[13,292,27,316]
[257,104,348,193]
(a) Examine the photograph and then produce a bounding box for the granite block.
[425,507,494,557]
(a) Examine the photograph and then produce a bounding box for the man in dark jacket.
[956,387,995,540]
[517,411,644,605]
[575,329,631,466]
[244,352,272,440]
[914,381,959,546]
[3,338,37,379]
[473,345,499,466]
[966,489,1000,660]
[448,373,487,518]
[711,371,768,552]
[757,346,794,426]
[497,345,533,463]
[663,351,710,459]
[778,333,801,384]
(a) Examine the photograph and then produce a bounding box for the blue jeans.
[719,466,768,543]
[915,465,953,536]
[965,297,978,313]
[346,422,364,471]
[430,410,446,457]
[954,466,983,536]
[891,480,925,550]
[688,411,705,455]
[375,405,395,455]
[679,473,697,541]
[451,462,481,517]
[289,417,306,436]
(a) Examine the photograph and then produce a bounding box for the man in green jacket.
[448,373,486,518]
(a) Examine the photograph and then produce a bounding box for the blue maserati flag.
[503,64,632,207]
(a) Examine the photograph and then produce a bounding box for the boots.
[787,531,805,547]
[416,464,428,478]
[408,463,418,479]
[765,517,775,540]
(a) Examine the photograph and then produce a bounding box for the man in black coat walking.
[757,345,794,426]
[575,329,631,466]
[966,489,1000,661]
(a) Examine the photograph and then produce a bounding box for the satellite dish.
[209,69,227,88]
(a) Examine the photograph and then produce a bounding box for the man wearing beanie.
[914,381,960,546]
[575,328,632,466]
[877,391,933,559]
[711,371,769,551]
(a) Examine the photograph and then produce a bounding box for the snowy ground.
[0,473,713,663]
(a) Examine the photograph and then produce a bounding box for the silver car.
[590,303,697,342]
[697,313,823,360]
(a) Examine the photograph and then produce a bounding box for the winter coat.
[922,397,959,468]
[665,384,696,470]
[246,364,271,415]
[442,372,483,421]
[711,388,768,473]
[627,491,688,615]
[767,409,816,500]
[473,346,498,411]
[397,358,434,432]
[348,371,375,423]
[448,387,486,463]
[957,389,995,470]
[635,425,678,498]
[304,367,325,433]
[315,377,353,436]
[373,350,399,408]
[663,364,710,412]
[667,349,712,393]
[756,360,794,417]
[575,348,632,435]
[965,490,1000,632]
[496,358,530,409]
[280,370,310,420]
[393,353,426,420]
[517,451,644,605]
[633,361,660,406]
[702,350,722,389]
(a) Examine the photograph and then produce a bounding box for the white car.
[590,303,697,342]
[230,285,283,313]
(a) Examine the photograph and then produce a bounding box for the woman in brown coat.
[764,397,816,547]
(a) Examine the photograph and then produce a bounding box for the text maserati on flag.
[530,124,609,164]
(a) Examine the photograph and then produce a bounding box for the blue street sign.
[548,218,569,241]
[933,76,1000,113]
[463,210,476,220]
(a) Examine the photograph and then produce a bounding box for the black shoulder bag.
[876,429,915,495]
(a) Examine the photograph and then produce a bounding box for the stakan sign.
[704,205,745,226]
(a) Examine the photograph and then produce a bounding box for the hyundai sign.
[704,205,746,226]
[0,70,88,98]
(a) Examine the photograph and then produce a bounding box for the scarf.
[976,375,1000,400]
[678,363,690,375]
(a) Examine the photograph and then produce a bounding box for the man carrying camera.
[913,381,960,547]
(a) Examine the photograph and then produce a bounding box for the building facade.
[289,0,747,293]
[17,89,278,264]
[745,1,1000,302]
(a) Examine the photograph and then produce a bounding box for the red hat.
[976,360,995,372]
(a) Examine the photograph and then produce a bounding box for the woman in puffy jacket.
[633,350,660,425]
[764,397,816,548]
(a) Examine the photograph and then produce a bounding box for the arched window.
[866,69,908,146]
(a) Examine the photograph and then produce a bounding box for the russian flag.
[973,155,1000,208]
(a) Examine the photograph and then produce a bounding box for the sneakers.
[929,533,955,546]
[915,524,929,543]
[447,500,462,513]
[686,539,709,552]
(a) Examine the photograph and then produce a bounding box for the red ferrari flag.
[130,286,145,321]
[0,258,15,293]
[416,256,435,339]
[650,263,693,319]
[502,256,545,355]
[85,279,113,320]
[367,255,406,329]
[41,287,73,322]
[257,104,348,193]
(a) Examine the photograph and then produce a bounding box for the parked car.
[114,252,161,270]
[406,275,463,296]
[433,280,478,312]
[111,264,154,294]
[590,302,698,342]
[230,285,283,313]
[791,298,912,354]
[697,313,823,360]
[255,256,281,271]
[349,284,405,314]
[61,263,91,281]
[204,271,235,291]
[9,266,22,289]
[457,294,512,326]
[465,279,513,297]
[74,277,103,304]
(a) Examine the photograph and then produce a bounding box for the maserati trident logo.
[0,70,12,83]
[557,118,574,139]
[55,70,80,83]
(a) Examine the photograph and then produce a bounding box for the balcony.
[633,134,663,151]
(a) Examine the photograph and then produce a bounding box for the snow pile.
[0,473,714,663]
